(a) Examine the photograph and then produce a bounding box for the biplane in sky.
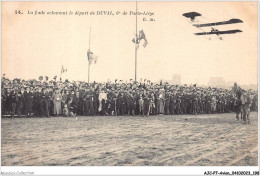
[182,12,243,40]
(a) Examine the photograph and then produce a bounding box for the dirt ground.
[1,112,258,166]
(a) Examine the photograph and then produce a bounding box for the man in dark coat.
[134,90,141,115]
[17,89,25,118]
[1,88,7,115]
[164,91,170,115]
[117,92,125,115]
[10,88,18,118]
[42,88,50,117]
[181,93,187,115]
[72,91,80,115]
[107,89,117,115]
[93,88,99,116]
[83,88,94,116]
[5,88,12,115]
[176,93,182,115]
[24,87,34,117]
[34,87,44,117]
[126,90,135,116]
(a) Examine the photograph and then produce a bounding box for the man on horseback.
[232,83,251,124]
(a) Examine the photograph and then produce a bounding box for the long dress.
[52,93,62,115]
[158,93,165,114]
[98,92,107,112]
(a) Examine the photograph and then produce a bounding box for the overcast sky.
[2,1,258,85]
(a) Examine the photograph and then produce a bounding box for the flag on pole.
[87,49,98,64]
[132,29,148,48]
[139,29,146,40]
[61,65,67,74]
[143,39,148,48]
[132,37,140,44]
[139,30,148,48]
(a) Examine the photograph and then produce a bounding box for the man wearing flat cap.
[42,88,50,117]
[83,88,94,116]
[34,87,44,117]
[24,87,34,117]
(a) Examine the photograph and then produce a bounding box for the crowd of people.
[1,76,258,118]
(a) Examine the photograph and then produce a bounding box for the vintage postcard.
[1,1,258,175]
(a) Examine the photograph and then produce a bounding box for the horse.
[232,83,251,124]
[234,98,242,121]
[241,94,251,124]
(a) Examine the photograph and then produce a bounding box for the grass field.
[1,112,258,166]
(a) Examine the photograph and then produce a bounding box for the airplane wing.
[183,12,201,21]
[193,18,243,28]
[194,29,242,35]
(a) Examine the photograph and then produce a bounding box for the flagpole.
[135,1,138,82]
[88,60,90,83]
[60,46,63,81]
[88,27,91,83]
[60,66,62,81]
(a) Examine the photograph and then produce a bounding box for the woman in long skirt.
[52,89,62,116]
[158,89,165,115]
